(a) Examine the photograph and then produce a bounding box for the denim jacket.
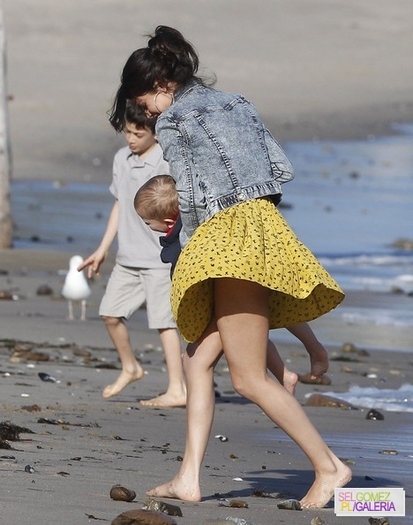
[156,80,294,246]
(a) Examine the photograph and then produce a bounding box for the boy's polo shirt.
[110,144,170,268]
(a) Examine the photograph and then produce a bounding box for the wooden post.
[0,1,12,249]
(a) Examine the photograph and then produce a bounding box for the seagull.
[61,255,91,321]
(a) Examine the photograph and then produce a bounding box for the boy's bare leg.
[141,328,187,407]
[147,325,223,501]
[287,322,329,379]
[215,279,351,509]
[266,339,298,395]
[101,316,144,398]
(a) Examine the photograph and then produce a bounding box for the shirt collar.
[127,143,162,168]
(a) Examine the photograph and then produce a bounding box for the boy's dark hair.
[125,100,157,134]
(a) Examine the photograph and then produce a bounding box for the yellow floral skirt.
[171,198,344,343]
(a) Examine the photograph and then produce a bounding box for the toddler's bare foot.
[308,342,329,380]
[102,366,144,398]
[146,476,201,502]
[140,390,187,408]
[297,372,331,385]
[300,461,352,509]
[283,369,298,395]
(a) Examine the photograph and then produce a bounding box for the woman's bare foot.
[146,475,201,502]
[283,369,298,395]
[300,461,352,509]
[102,365,144,398]
[140,390,187,408]
[307,342,329,380]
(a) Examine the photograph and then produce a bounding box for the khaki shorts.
[99,263,176,329]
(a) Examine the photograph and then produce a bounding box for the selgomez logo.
[334,488,405,516]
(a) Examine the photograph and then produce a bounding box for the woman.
[109,25,351,508]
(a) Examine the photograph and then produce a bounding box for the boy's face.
[142,218,170,233]
[124,121,156,156]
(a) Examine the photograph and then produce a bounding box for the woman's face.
[135,88,173,118]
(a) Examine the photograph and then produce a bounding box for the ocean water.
[281,123,413,296]
[318,383,413,413]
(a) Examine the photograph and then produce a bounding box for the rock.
[311,517,328,525]
[366,409,384,420]
[143,499,182,516]
[111,509,177,525]
[391,238,413,251]
[110,484,136,502]
[36,284,54,296]
[229,499,248,508]
[38,372,57,383]
[305,393,356,409]
[368,518,390,525]
[341,342,357,353]
[277,498,302,510]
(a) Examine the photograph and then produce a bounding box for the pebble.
[109,484,136,502]
[143,499,182,517]
[36,284,54,296]
[368,518,390,525]
[38,372,57,383]
[366,408,384,420]
[311,518,328,525]
[277,498,302,510]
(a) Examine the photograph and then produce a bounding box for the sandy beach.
[1,258,412,525]
[1,1,413,524]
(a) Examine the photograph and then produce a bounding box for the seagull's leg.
[80,299,87,321]
[68,300,74,321]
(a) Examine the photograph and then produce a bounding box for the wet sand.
[1,1,413,523]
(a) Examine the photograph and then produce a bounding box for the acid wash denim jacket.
[155,79,294,247]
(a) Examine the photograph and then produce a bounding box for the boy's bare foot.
[140,391,187,408]
[102,366,144,398]
[283,369,298,395]
[308,342,329,380]
[300,461,352,509]
[146,476,201,502]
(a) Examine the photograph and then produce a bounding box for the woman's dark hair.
[125,100,157,134]
[109,26,201,132]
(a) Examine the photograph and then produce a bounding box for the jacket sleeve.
[264,128,294,184]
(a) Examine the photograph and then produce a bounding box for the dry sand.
[1,1,413,523]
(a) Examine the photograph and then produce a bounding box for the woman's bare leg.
[146,323,223,501]
[215,279,351,509]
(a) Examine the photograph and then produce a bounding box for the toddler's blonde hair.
[134,175,178,221]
